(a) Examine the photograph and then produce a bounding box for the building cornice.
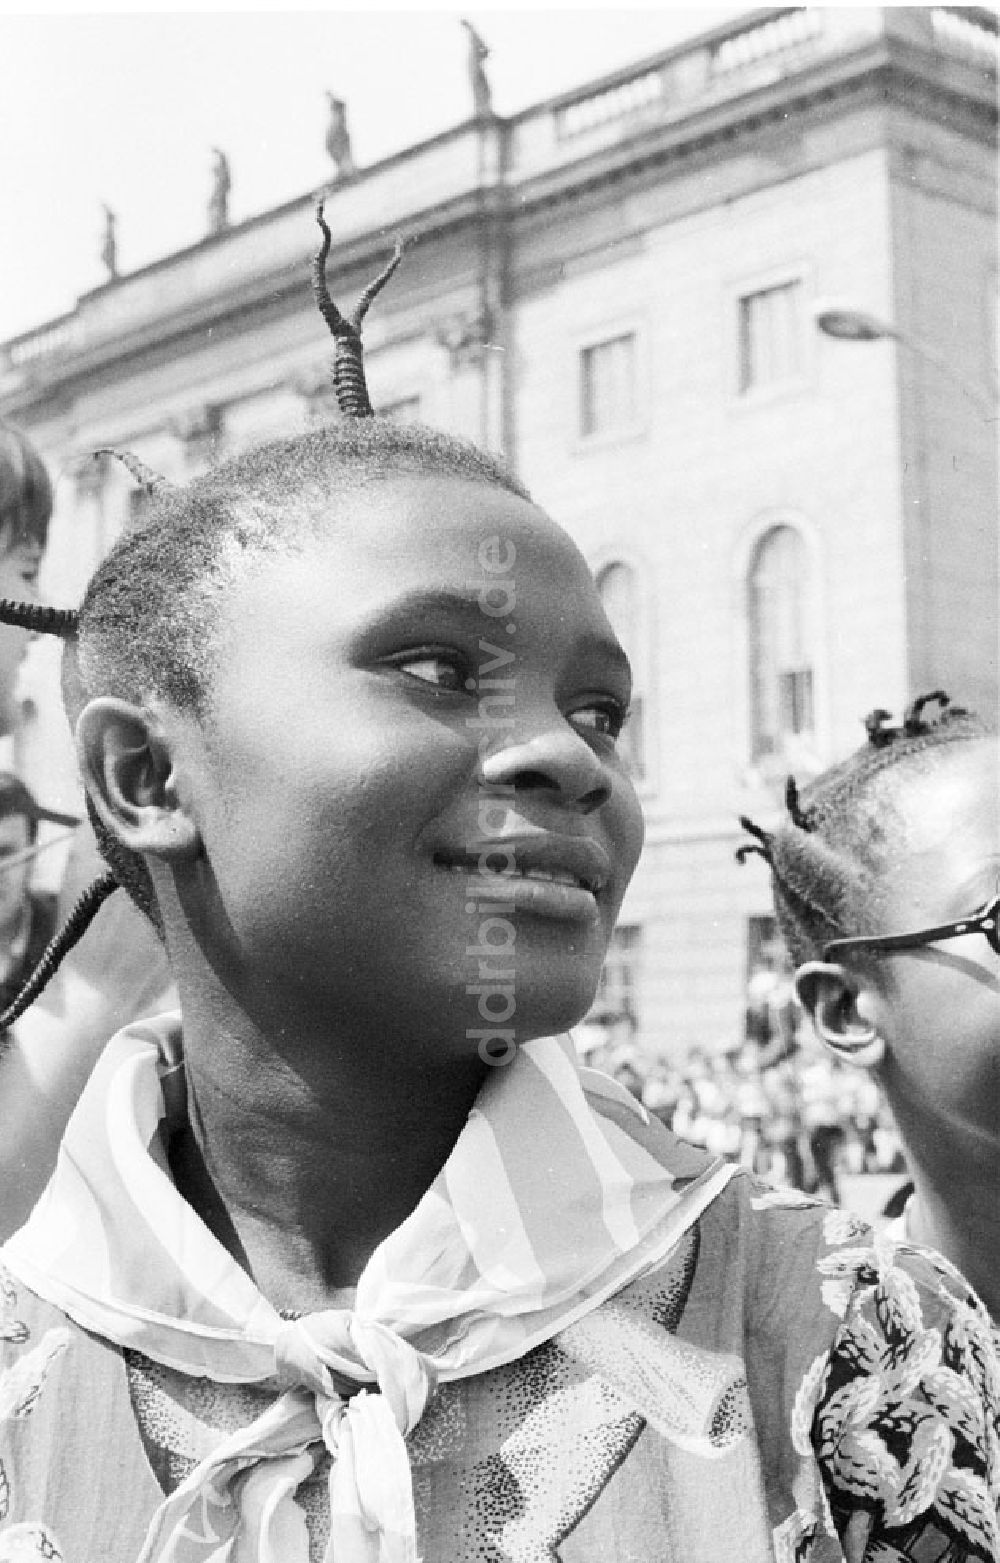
[509,39,995,221]
[0,192,509,415]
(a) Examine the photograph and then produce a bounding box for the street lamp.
[813,302,996,422]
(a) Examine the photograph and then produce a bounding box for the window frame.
[747,523,815,764]
[571,313,649,450]
[731,511,829,781]
[594,922,643,1026]
[727,263,815,409]
[593,551,657,796]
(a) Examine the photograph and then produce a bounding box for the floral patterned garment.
[1,1173,996,1563]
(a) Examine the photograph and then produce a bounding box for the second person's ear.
[794,960,885,1069]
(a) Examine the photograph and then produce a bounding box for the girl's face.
[0,537,41,732]
[172,474,644,1058]
[872,739,999,1144]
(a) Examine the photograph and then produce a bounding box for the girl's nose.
[479,729,612,814]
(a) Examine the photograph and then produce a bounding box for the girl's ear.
[794,960,885,1070]
[76,697,200,862]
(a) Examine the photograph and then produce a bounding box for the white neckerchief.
[4,1014,733,1562]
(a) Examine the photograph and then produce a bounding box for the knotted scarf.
[3,1015,733,1561]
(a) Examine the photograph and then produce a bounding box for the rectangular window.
[749,526,814,762]
[596,924,642,1023]
[744,917,796,1052]
[738,280,803,393]
[753,664,814,757]
[580,333,637,436]
[777,667,814,737]
[746,915,779,984]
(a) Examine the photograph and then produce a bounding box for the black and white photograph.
[0,5,997,1559]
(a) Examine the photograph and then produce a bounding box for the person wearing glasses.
[739,691,998,1323]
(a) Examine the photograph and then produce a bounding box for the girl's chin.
[467,988,604,1048]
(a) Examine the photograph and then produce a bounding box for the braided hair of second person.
[0,205,529,1029]
[736,691,990,965]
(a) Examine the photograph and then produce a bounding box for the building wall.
[510,143,913,1054]
[888,119,999,721]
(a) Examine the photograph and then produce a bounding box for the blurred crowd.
[575,947,908,1209]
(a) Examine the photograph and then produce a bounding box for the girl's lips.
[436,858,602,922]
[432,838,611,922]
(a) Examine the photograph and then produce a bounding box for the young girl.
[740,694,1000,1324]
[0,218,995,1563]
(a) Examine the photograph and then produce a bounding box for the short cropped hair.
[72,421,528,722]
[737,694,992,967]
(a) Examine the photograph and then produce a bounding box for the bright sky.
[0,4,751,344]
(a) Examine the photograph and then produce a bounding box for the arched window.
[596,561,645,780]
[748,526,814,761]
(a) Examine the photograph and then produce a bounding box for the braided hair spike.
[311,203,352,343]
[93,448,175,496]
[902,690,952,736]
[0,599,78,639]
[312,202,407,418]
[0,871,119,1032]
[352,237,408,330]
[864,708,895,747]
[863,692,972,749]
[735,815,775,866]
[784,774,814,832]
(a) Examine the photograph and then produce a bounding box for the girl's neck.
[170,992,488,1315]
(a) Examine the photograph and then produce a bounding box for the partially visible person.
[0,424,176,1238]
[740,692,1000,1322]
[0,774,77,1021]
[797,1048,846,1206]
[639,1058,682,1127]
[744,934,800,1067]
[0,424,51,739]
[759,1052,806,1188]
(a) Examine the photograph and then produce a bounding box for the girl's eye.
[569,701,631,741]
[392,653,467,692]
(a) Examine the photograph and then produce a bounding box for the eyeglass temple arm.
[823,900,998,961]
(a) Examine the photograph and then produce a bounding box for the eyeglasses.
[822,885,1000,963]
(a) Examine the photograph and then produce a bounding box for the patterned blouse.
[0,1170,997,1562]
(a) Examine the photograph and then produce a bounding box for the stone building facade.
[1,6,996,1056]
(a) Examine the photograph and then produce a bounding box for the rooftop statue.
[461,19,493,118]
[99,204,118,280]
[208,147,231,234]
[324,93,355,180]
